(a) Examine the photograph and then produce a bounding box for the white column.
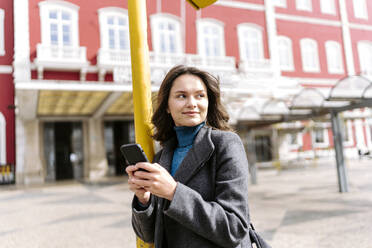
[85,119,109,180]
[339,0,355,76]
[355,119,366,150]
[13,0,31,82]
[264,0,281,78]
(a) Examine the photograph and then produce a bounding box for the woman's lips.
[183,111,199,116]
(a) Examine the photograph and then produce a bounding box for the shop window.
[237,24,264,62]
[0,112,6,164]
[150,14,182,54]
[197,19,225,57]
[325,41,344,74]
[300,38,320,72]
[278,36,294,71]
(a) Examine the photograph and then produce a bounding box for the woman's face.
[167,74,209,127]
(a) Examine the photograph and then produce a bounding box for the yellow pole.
[128,1,155,247]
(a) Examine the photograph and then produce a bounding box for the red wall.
[0,1,15,165]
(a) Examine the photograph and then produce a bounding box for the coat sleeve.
[131,195,157,243]
[131,150,162,243]
[163,132,250,248]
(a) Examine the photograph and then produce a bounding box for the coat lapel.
[173,126,215,184]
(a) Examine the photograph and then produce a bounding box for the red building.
[0,0,15,184]
[10,0,372,184]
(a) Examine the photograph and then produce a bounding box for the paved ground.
[1,158,372,248]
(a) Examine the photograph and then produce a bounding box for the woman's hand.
[126,165,151,205]
[131,162,177,201]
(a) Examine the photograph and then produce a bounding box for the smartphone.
[120,143,149,172]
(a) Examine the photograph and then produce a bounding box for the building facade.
[0,0,15,184]
[11,0,372,184]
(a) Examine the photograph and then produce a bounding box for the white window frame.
[325,41,344,74]
[300,38,320,73]
[274,0,287,8]
[353,0,368,19]
[150,13,183,54]
[196,18,225,57]
[0,112,6,164]
[296,0,312,12]
[357,41,372,76]
[278,36,294,71]
[287,132,303,150]
[39,0,79,47]
[312,127,329,148]
[342,120,354,146]
[320,0,336,15]
[0,9,4,56]
[237,23,264,62]
[98,7,130,52]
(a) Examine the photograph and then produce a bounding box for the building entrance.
[104,121,135,176]
[43,122,84,181]
[255,135,273,162]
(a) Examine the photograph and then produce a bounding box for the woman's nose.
[186,96,197,107]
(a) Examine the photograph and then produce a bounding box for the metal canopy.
[237,75,372,193]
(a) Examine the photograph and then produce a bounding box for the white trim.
[300,38,320,73]
[214,0,265,11]
[265,0,280,78]
[150,13,183,54]
[342,119,353,146]
[15,80,160,92]
[277,36,294,71]
[196,18,226,57]
[0,9,4,56]
[0,112,6,164]
[276,13,341,27]
[349,23,372,31]
[366,118,372,149]
[0,65,12,73]
[357,41,372,76]
[339,0,355,76]
[355,119,367,149]
[325,40,344,74]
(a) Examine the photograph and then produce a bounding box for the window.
[300,38,320,72]
[0,112,5,164]
[353,0,368,19]
[341,120,353,145]
[197,19,225,57]
[325,41,344,74]
[39,1,79,47]
[150,14,182,54]
[237,24,264,61]
[278,36,294,71]
[320,0,336,15]
[274,0,286,8]
[287,132,302,149]
[0,9,4,56]
[98,8,130,52]
[296,0,312,11]
[358,41,372,76]
[313,128,329,147]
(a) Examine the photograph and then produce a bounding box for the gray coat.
[132,126,251,248]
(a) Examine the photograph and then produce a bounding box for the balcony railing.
[35,44,88,64]
[239,59,273,76]
[97,48,131,67]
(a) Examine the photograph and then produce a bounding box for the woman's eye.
[176,94,186,98]
[197,94,205,98]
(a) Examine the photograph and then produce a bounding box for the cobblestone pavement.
[1,158,372,248]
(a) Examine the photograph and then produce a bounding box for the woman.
[126,65,251,248]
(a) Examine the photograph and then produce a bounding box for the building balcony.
[239,59,274,78]
[34,44,89,80]
[111,52,237,86]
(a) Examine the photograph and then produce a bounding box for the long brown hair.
[152,65,232,144]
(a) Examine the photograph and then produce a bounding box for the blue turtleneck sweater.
[171,122,205,176]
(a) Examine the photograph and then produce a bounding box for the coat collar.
[159,126,215,185]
